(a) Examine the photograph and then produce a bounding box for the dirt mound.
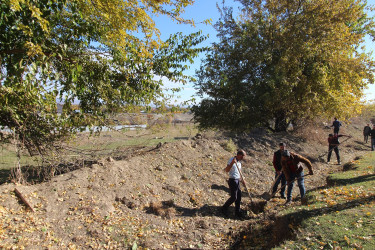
[0,117,371,249]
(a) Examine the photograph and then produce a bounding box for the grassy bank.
[0,123,199,184]
[277,153,375,249]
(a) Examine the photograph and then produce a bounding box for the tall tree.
[192,0,375,132]
[0,0,206,154]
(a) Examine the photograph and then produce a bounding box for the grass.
[69,123,199,151]
[276,153,375,249]
[0,123,199,183]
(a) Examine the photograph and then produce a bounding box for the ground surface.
[0,115,372,249]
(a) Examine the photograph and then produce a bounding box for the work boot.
[337,161,341,165]
[280,193,286,199]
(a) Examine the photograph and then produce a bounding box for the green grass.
[69,123,198,151]
[0,146,37,170]
[276,153,375,249]
[0,124,199,183]
[0,124,198,160]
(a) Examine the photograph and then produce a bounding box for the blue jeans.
[372,138,375,151]
[272,172,286,196]
[223,179,242,213]
[287,171,305,202]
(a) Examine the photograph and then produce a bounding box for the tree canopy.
[192,0,375,132]
[0,0,206,154]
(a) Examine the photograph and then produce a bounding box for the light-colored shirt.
[227,157,241,179]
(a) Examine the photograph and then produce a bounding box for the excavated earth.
[0,116,372,249]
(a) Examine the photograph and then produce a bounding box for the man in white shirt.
[220,149,247,218]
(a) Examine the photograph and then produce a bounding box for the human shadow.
[144,200,247,219]
[211,184,229,192]
[210,184,253,198]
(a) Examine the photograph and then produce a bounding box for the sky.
[153,0,375,105]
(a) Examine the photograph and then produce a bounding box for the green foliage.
[192,0,375,132]
[221,139,237,153]
[0,0,207,154]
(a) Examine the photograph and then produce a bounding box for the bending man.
[281,150,313,205]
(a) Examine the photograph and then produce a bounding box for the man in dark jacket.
[369,125,375,151]
[327,133,351,165]
[272,142,287,199]
[281,150,313,205]
[363,124,371,143]
[331,117,342,135]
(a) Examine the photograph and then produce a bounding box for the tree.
[0,0,207,154]
[192,0,375,132]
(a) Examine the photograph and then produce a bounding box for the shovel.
[261,173,312,201]
[260,173,281,201]
[317,136,352,160]
[234,162,253,204]
[234,162,266,214]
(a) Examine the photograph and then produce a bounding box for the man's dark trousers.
[272,172,286,196]
[223,179,242,213]
[327,145,340,162]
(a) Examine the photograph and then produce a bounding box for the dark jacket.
[328,134,343,146]
[272,150,282,171]
[370,129,375,139]
[332,120,341,129]
[281,152,313,181]
[363,126,371,136]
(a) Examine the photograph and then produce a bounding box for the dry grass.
[148,200,176,218]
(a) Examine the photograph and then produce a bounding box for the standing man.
[281,150,313,205]
[272,142,287,199]
[369,125,375,151]
[331,117,342,135]
[327,133,351,165]
[363,124,371,143]
[221,149,247,218]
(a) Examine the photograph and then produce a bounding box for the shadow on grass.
[326,173,375,187]
[271,194,375,245]
[305,173,375,194]
[233,194,375,249]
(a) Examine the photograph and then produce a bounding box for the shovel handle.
[234,161,253,202]
[318,136,352,159]
[268,173,281,193]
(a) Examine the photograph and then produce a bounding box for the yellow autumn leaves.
[6,0,195,59]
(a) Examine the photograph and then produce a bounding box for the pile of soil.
[0,117,371,249]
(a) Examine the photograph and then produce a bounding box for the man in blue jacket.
[331,117,342,135]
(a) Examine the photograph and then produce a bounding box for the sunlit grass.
[277,153,375,249]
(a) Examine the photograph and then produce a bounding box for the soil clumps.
[0,117,371,249]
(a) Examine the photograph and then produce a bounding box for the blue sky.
[154,0,375,105]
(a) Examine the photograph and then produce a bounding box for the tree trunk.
[274,111,289,132]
